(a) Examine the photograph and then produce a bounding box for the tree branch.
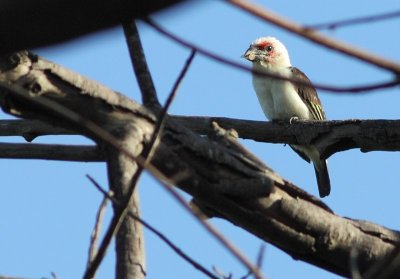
[0,119,73,141]
[0,143,103,161]
[1,51,399,277]
[173,116,400,159]
[123,19,161,108]
[308,10,400,30]
[88,176,218,279]
[228,0,400,74]
[2,116,400,162]
[85,42,195,279]
[104,146,146,279]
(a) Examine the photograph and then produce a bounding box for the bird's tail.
[314,160,331,198]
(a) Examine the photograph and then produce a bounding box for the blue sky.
[1,1,400,278]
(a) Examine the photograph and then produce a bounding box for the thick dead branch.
[105,146,146,279]
[0,51,399,277]
[0,0,185,53]
[173,116,400,159]
[2,116,400,160]
[0,119,73,141]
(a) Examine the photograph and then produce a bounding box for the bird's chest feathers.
[252,69,310,120]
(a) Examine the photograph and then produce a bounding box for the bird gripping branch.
[243,37,330,197]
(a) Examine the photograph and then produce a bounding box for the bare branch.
[0,143,103,161]
[0,119,73,141]
[130,213,218,279]
[123,19,161,108]
[87,184,111,268]
[228,0,400,74]
[158,176,267,279]
[308,10,400,30]
[88,176,218,279]
[101,149,146,279]
[172,116,400,159]
[2,117,400,160]
[84,49,196,279]
[145,18,400,93]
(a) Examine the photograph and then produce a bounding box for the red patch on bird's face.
[256,41,271,50]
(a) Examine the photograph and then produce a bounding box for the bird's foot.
[289,116,299,124]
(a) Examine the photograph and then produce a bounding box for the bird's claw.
[289,116,299,124]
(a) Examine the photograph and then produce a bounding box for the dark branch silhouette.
[0,142,103,161]
[308,10,400,30]
[87,175,219,279]
[0,0,185,53]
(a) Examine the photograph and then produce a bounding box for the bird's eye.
[266,45,273,52]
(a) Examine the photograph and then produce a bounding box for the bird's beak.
[242,47,263,62]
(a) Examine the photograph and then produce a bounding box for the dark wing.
[289,67,326,120]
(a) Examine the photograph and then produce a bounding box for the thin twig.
[308,10,400,30]
[129,213,218,279]
[86,174,114,200]
[160,183,267,279]
[123,19,161,108]
[88,175,217,279]
[145,18,399,94]
[147,49,196,160]
[239,244,266,279]
[228,0,400,74]
[256,245,266,270]
[87,180,112,268]
[83,44,196,279]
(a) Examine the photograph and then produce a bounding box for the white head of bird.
[244,37,291,70]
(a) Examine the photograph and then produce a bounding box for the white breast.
[252,66,311,120]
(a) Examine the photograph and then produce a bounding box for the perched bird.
[243,36,330,197]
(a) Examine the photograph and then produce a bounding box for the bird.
[243,36,330,197]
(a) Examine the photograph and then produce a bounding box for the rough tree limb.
[0,0,185,53]
[106,145,146,279]
[3,116,400,161]
[172,116,400,159]
[0,142,103,161]
[1,51,400,277]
